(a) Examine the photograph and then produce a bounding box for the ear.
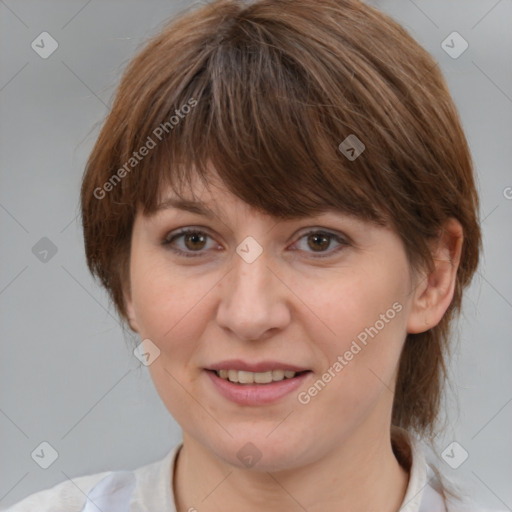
[124,286,140,333]
[407,218,463,334]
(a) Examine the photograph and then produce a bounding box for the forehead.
[152,183,292,224]
[150,182,386,239]
[151,165,300,221]
[153,170,249,217]
[143,158,389,228]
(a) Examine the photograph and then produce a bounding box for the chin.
[207,431,314,473]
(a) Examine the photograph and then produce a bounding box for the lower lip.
[205,370,311,406]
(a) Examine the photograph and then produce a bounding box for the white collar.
[393,427,447,512]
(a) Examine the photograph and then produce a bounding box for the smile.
[205,369,312,405]
[214,369,305,384]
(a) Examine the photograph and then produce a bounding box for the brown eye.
[183,232,207,251]
[307,233,331,252]
[294,230,349,258]
[163,228,216,258]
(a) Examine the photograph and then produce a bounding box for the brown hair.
[81,0,481,438]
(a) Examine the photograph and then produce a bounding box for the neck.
[173,425,410,512]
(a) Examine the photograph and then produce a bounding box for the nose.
[215,249,291,342]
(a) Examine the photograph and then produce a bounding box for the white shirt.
[4,432,505,512]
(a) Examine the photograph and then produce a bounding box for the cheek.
[298,262,409,389]
[308,269,406,341]
[130,252,210,340]
[129,255,216,423]
[288,270,408,441]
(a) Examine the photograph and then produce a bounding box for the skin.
[125,169,463,512]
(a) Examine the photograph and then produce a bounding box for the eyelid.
[162,226,216,244]
[292,226,352,245]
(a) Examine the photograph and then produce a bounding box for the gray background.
[1,0,511,509]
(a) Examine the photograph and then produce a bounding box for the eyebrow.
[153,198,360,225]
[153,198,217,217]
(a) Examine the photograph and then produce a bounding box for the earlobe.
[407,218,463,334]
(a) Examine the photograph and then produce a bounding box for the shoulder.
[3,444,181,512]
[391,428,507,512]
[2,470,112,512]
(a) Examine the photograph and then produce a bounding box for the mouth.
[204,368,313,405]
[209,368,310,385]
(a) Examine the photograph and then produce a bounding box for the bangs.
[116,13,394,225]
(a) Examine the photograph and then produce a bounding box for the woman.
[7,0,504,510]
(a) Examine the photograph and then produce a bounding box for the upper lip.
[205,359,311,373]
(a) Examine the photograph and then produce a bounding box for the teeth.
[272,369,285,381]
[254,371,272,384]
[238,370,255,384]
[215,369,299,384]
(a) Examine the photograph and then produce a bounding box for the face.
[125,170,423,472]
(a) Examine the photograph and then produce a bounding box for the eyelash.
[162,228,350,259]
